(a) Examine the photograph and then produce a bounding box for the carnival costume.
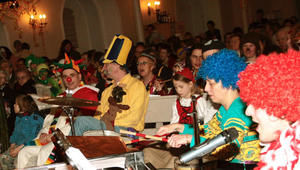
[238,50,300,169]
[182,49,260,165]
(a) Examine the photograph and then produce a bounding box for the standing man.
[74,34,149,135]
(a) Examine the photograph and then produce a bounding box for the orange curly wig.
[238,50,300,122]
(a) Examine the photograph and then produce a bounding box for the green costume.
[35,64,62,97]
[182,97,260,163]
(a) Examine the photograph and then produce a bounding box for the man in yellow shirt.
[74,35,149,135]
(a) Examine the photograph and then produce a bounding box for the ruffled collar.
[256,121,300,170]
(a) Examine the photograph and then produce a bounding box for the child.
[171,67,217,124]
[238,50,300,169]
[0,95,44,169]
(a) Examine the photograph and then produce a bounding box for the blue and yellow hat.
[103,34,132,66]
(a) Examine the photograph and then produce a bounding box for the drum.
[83,130,131,143]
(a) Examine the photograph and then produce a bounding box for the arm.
[196,95,217,124]
[170,100,179,124]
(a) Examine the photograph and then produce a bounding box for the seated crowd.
[0,15,299,169]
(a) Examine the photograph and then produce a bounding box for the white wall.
[0,0,65,58]
[64,0,91,53]
[95,0,123,49]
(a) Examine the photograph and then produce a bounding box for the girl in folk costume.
[238,50,300,170]
[171,67,217,124]
[0,95,44,169]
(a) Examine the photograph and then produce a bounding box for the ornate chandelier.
[0,0,40,38]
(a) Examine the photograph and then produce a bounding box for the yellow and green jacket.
[182,97,260,163]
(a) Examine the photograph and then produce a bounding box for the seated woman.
[157,49,260,170]
[0,95,44,169]
[137,52,157,94]
[238,50,300,169]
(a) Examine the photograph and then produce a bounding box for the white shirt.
[170,93,217,124]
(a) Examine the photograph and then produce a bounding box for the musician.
[15,55,98,168]
[74,34,149,135]
[157,49,260,169]
[59,54,99,116]
[238,50,300,169]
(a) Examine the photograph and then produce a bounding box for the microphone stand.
[190,96,203,166]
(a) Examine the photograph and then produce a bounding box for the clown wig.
[238,50,300,122]
[197,49,247,89]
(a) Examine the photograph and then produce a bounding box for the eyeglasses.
[137,61,153,66]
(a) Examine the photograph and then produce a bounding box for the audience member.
[275,27,291,52]
[57,39,81,61]
[137,52,157,94]
[185,44,203,78]
[14,69,36,95]
[205,20,221,41]
[0,70,15,136]
[0,95,43,169]
[202,39,225,60]
[145,24,164,46]
[230,34,242,55]
[127,42,145,76]
[240,32,262,63]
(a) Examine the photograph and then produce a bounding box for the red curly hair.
[238,50,300,122]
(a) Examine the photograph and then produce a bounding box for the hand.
[154,79,164,92]
[39,133,53,144]
[168,134,192,148]
[9,144,24,157]
[156,123,185,136]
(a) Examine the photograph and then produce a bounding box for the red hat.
[176,67,195,82]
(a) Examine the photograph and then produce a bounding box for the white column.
[133,0,145,43]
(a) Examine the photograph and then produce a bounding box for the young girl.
[0,95,44,169]
[171,67,217,124]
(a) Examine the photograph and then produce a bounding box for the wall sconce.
[29,13,47,32]
[147,1,160,17]
[154,1,160,22]
[147,2,151,16]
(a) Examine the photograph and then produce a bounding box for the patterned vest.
[176,96,200,124]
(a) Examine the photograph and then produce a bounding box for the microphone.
[179,127,239,164]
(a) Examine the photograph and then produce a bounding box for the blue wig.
[197,49,247,89]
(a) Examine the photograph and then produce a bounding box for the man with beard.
[74,34,149,135]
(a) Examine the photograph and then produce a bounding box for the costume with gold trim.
[182,97,260,163]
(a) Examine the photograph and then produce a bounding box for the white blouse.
[170,93,217,124]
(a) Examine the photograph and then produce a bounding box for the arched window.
[63,8,78,48]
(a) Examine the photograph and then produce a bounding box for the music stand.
[62,107,76,136]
